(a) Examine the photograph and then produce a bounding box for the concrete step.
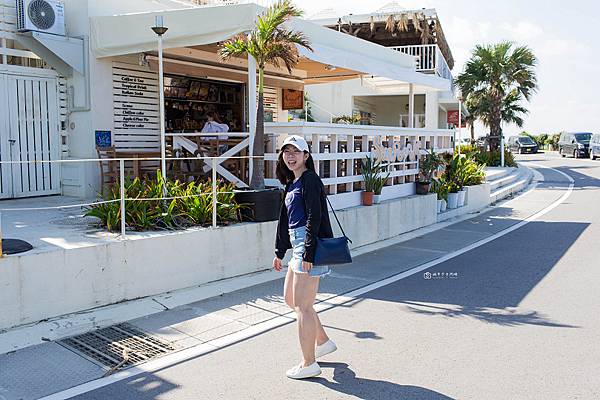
[485,167,514,182]
[490,167,533,203]
[488,169,520,191]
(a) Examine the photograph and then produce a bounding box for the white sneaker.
[285,363,302,377]
[315,339,337,358]
[286,362,321,379]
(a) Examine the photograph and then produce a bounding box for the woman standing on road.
[273,135,338,379]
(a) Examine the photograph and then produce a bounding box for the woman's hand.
[273,257,283,272]
[302,261,313,272]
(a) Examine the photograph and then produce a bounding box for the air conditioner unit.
[16,0,65,36]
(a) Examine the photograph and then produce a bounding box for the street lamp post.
[500,125,505,167]
[458,99,462,155]
[152,16,168,192]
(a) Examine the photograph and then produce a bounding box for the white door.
[0,73,61,198]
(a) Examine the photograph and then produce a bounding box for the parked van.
[558,132,591,158]
[589,134,600,160]
[507,135,538,154]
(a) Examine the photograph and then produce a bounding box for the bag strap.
[324,195,352,243]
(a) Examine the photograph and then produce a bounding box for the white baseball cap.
[281,135,310,153]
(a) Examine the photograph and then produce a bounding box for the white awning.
[90,3,261,58]
[90,3,450,90]
[288,18,450,91]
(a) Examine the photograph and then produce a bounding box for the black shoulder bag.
[313,196,353,266]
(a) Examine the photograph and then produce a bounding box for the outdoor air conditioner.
[16,0,65,36]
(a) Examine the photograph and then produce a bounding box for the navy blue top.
[285,178,308,229]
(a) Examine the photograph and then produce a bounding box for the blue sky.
[297,0,600,136]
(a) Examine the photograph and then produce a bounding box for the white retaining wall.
[1,188,487,330]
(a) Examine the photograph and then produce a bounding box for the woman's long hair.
[276,147,316,185]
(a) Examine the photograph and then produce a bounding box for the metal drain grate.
[59,323,176,370]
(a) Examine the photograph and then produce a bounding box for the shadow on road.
[358,220,587,329]
[311,362,455,400]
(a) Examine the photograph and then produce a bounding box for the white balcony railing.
[389,44,453,82]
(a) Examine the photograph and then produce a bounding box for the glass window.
[574,133,592,142]
[518,136,535,145]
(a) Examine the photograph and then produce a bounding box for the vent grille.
[59,323,177,371]
[28,0,56,30]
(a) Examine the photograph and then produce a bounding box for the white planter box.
[0,194,438,330]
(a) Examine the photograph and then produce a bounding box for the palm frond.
[385,15,396,33]
[397,13,409,32]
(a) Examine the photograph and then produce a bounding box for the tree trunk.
[250,68,266,189]
[470,122,475,142]
[489,94,502,151]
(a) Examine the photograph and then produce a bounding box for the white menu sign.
[112,62,161,150]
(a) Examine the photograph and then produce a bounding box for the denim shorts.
[288,226,331,278]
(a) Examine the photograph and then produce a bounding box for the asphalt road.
[71,151,600,400]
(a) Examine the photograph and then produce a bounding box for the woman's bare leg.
[286,269,328,346]
[293,272,320,366]
[283,267,295,309]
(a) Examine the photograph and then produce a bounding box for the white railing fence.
[264,122,454,205]
[0,155,263,243]
[389,44,453,82]
[0,123,454,244]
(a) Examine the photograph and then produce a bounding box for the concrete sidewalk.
[0,163,563,400]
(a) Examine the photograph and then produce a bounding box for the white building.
[0,0,457,207]
[305,4,463,131]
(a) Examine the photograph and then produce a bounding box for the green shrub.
[455,144,479,156]
[419,149,443,183]
[441,153,487,192]
[431,177,448,201]
[85,171,242,232]
[474,150,517,167]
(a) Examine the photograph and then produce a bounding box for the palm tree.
[470,88,529,134]
[456,42,537,150]
[220,0,312,189]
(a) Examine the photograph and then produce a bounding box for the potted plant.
[446,182,460,209]
[417,149,442,195]
[373,170,390,204]
[361,156,386,206]
[442,153,462,209]
[220,1,312,221]
[431,178,448,213]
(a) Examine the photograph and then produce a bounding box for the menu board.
[112,63,160,151]
[282,89,303,110]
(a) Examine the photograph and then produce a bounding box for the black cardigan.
[275,169,334,263]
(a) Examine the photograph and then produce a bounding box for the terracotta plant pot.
[361,191,374,206]
[416,181,431,195]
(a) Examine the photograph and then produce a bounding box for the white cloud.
[500,21,544,40]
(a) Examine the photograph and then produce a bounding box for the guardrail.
[0,155,261,247]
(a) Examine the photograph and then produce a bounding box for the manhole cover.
[59,323,176,371]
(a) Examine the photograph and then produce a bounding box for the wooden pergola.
[317,8,455,71]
